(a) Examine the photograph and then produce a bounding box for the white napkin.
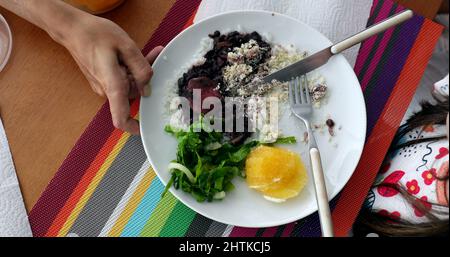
[0,117,33,237]
[194,0,373,67]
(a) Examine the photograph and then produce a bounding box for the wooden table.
[0,0,176,211]
[0,0,443,212]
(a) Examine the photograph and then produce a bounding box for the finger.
[120,42,152,97]
[128,73,140,99]
[129,86,139,99]
[108,87,140,135]
[145,46,164,64]
[99,51,140,135]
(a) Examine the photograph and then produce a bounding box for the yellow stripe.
[107,168,156,237]
[58,132,131,237]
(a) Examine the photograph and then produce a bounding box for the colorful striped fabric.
[28,0,443,237]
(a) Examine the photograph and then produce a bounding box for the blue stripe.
[120,178,165,237]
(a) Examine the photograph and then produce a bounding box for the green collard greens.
[163,121,296,202]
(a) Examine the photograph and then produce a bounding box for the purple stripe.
[365,15,424,135]
[354,0,394,75]
[360,6,405,91]
[293,198,339,237]
[232,2,424,238]
[293,13,425,239]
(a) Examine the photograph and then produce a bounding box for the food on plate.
[163,120,297,202]
[171,31,329,143]
[164,30,327,202]
[306,117,340,145]
[246,146,308,202]
[326,118,336,137]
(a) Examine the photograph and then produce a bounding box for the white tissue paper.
[0,117,33,237]
[194,0,373,67]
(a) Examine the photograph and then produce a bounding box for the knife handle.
[331,9,413,55]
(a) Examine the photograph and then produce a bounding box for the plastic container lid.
[0,14,12,72]
[63,0,126,15]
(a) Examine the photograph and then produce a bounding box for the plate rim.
[140,10,367,228]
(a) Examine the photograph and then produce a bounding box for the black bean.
[326,119,335,128]
[178,31,272,145]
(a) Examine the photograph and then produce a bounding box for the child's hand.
[61,15,163,134]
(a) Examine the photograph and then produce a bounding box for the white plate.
[140,11,367,228]
[0,14,12,72]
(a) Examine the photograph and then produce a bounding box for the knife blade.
[262,9,413,84]
[262,47,333,83]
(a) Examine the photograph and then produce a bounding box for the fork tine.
[289,80,295,105]
[293,77,300,104]
[293,78,298,104]
[303,76,312,104]
[298,76,306,104]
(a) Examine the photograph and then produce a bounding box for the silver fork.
[289,76,334,237]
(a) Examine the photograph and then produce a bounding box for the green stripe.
[159,201,196,237]
[139,193,178,237]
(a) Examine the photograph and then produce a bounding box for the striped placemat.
[28,0,443,237]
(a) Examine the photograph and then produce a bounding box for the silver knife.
[263,10,414,83]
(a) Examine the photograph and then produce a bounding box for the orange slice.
[246,146,308,201]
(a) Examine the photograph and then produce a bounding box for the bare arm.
[0,0,163,134]
[0,1,77,41]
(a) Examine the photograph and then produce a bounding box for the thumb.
[146,46,164,64]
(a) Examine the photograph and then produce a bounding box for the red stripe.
[44,100,140,237]
[28,103,115,237]
[370,0,379,17]
[182,6,199,30]
[354,0,394,75]
[28,0,202,237]
[332,20,443,237]
[229,227,259,237]
[142,0,202,56]
[281,222,296,237]
[261,227,278,237]
[45,130,123,237]
[360,5,405,91]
